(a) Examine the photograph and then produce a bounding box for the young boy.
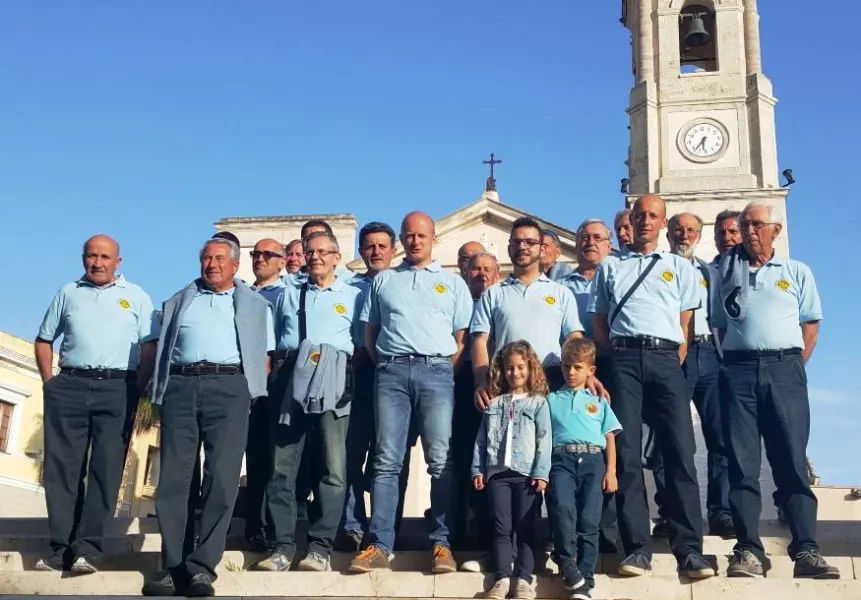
[546,338,621,600]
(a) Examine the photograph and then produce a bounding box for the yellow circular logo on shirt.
[434,283,447,294]
[118,298,131,309]
[586,402,599,415]
[544,295,557,305]
[700,278,708,288]
[777,279,790,291]
[661,270,674,282]
[310,352,321,366]
[334,303,346,315]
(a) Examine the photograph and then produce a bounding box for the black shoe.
[726,549,764,578]
[34,553,66,572]
[618,553,652,576]
[793,550,840,579]
[561,558,586,590]
[184,573,215,597]
[679,552,715,579]
[651,518,671,537]
[70,555,98,574]
[141,572,176,597]
[708,516,736,539]
[571,587,592,600]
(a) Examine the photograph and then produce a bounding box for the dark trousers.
[652,341,731,523]
[452,365,492,549]
[155,373,250,579]
[42,374,137,561]
[548,451,604,588]
[266,362,350,557]
[611,347,703,560]
[720,352,818,561]
[244,395,273,540]
[488,470,543,583]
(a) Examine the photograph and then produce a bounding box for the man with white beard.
[648,212,734,538]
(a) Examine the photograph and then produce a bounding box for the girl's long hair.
[488,340,549,398]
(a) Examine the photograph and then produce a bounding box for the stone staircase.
[2,512,861,599]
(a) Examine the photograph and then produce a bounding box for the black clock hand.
[695,136,706,151]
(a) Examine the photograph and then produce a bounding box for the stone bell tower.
[622,0,790,258]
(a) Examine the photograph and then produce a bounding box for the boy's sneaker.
[253,551,293,572]
[562,561,586,591]
[484,577,509,600]
[513,578,535,600]
[348,546,391,573]
[298,551,330,572]
[726,550,764,577]
[793,550,840,579]
[618,553,652,576]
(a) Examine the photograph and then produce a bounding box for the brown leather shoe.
[348,546,391,573]
[431,544,457,574]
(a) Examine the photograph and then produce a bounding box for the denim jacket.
[471,394,552,481]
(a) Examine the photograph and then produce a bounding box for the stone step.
[1,549,857,579]
[2,571,861,599]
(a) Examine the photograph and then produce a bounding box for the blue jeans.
[548,451,604,588]
[368,356,457,553]
[651,341,731,523]
[719,351,818,561]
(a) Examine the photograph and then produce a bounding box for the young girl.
[472,340,552,600]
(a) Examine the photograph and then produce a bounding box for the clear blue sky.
[2,2,859,482]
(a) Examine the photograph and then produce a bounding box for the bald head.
[82,234,122,286]
[458,241,486,279]
[630,194,667,246]
[400,211,436,267]
[252,238,287,285]
[401,211,435,235]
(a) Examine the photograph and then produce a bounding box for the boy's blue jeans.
[547,448,605,588]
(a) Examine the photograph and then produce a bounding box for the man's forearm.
[592,315,611,355]
[801,322,819,364]
[471,335,490,386]
[364,325,380,363]
[34,340,55,382]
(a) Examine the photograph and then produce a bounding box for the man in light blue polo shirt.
[715,202,838,579]
[34,234,158,575]
[143,237,273,598]
[590,194,712,580]
[349,211,472,574]
[256,231,363,573]
[472,216,584,403]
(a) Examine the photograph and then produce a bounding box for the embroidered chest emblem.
[118,298,131,310]
[776,279,790,291]
[309,351,321,366]
[661,270,674,282]
[334,303,347,315]
[700,278,708,288]
[585,402,600,416]
[433,283,447,294]
[544,295,557,305]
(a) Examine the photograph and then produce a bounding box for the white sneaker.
[485,577,509,599]
[513,578,535,600]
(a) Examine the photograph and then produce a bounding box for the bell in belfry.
[684,13,710,47]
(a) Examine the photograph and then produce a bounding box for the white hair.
[201,238,240,262]
[743,202,784,226]
[304,231,340,252]
[667,212,704,232]
[576,218,612,241]
[613,208,631,230]
[467,251,500,271]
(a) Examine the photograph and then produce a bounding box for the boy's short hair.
[561,337,597,367]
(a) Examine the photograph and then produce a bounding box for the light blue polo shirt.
[560,271,596,339]
[713,256,822,351]
[252,278,288,304]
[37,275,159,370]
[589,248,700,343]
[274,275,364,355]
[471,274,583,367]
[171,286,275,365]
[346,272,373,296]
[284,265,355,285]
[360,261,473,358]
[547,388,622,449]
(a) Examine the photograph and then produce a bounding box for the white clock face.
[683,122,724,158]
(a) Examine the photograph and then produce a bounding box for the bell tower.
[622,0,790,257]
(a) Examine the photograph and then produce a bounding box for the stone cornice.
[215,214,358,228]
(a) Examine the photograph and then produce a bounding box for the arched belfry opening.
[679,2,718,73]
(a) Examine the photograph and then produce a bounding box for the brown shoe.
[348,546,391,573]
[432,544,457,574]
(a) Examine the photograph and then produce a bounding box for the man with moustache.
[340,222,413,550]
[646,213,734,538]
[560,218,621,554]
[34,235,158,573]
[715,202,838,579]
[143,237,274,597]
[590,195,712,579]
[349,211,472,574]
[457,241,486,281]
[613,209,633,250]
[284,239,305,274]
[540,229,574,281]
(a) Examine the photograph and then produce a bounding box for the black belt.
[554,443,603,455]
[170,362,243,376]
[612,336,680,350]
[60,368,135,380]
[693,334,714,344]
[390,354,441,362]
[723,348,801,360]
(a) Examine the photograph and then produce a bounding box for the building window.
[0,401,14,453]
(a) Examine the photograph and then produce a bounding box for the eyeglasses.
[739,219,776,231]
[249,250,284,261]
[509,238,541,248]
[304,249,339,258]
[577,234,611,243]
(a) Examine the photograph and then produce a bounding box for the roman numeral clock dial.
[677,119,729,163]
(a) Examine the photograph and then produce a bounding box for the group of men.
[32,193,837,598]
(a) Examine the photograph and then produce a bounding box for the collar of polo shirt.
[500,272,551,286]
[291,273,349,291]
[618,246,662,259]
[195,278,237,296]
[395,260,443,272]
[77,273,128,289]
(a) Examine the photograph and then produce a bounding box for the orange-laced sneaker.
[348,546,391,573]
[432,544,457,574]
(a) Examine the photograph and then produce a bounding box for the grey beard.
[672,244,696,260]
